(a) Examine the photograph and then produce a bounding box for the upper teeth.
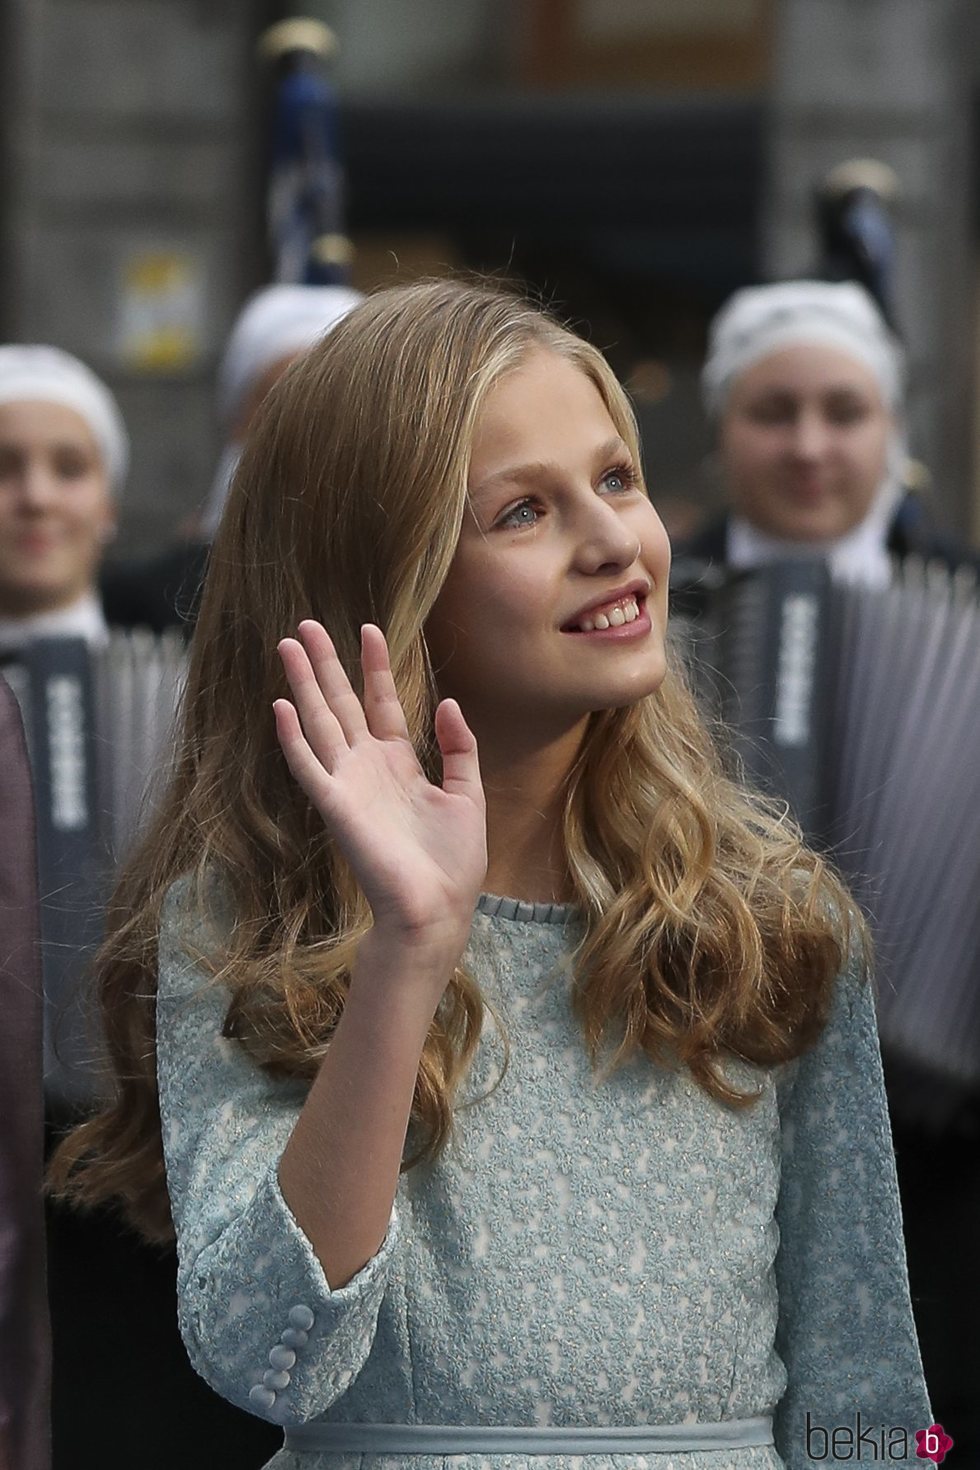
[576,595,640,632]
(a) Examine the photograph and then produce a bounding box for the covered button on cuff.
[269,1344,297,1372]
[264,1368,291,1390]
[280,1326,308,1349]
[248,1384,277,1412]
[288,1304,315,1331]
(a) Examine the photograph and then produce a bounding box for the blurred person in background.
[0,352,280,1468]
[200,281,364,541]
[673,277,979,1456]
[102,282,362,634]
[0,346,125,661]
[673,279,978,585]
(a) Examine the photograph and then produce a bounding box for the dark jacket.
[0,675,50,1470]
[100,540,210,636]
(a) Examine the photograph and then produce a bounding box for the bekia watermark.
[914,1426,955,1464]
[805,1413,954,1463]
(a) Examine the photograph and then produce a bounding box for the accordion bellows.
[7,630,187,1110]
[673,557,980,1130]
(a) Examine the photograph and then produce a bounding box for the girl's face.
[425,348,671,742]
[718,343,893,543]
[0,399,115,616]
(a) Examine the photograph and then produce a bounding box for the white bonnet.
[218,282,364,428]
[0,344,129,492]
[701,280,904,418]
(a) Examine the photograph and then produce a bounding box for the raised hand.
[274,620,487,953]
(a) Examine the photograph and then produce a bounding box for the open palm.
[274,621,487,945]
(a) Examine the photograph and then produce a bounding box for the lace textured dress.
[157,881,931,1470]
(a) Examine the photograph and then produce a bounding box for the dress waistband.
[282,1414,775,1456]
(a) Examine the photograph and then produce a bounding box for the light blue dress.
[156,881,931,1470]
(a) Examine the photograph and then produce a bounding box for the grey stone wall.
[0,0,269,555]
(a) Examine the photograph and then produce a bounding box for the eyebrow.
[469,436,630,502]
[748,383,874,403]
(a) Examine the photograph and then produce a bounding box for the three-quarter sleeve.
[773,961,933,1468]
[156,880,399,1426]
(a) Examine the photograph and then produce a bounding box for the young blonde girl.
[51,280,931,1469]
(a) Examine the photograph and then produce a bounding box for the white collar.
[0,591,110,656]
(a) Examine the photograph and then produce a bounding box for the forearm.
[277,930,459,1289]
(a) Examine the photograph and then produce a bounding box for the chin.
[769,513,847,543]
[591,665,668,713]
[772,498,861,542]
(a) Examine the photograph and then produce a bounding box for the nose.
[16,462,59,511]
[788,408,832,461]
[571,494,642,576]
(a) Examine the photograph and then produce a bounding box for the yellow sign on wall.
[117,251,205,372]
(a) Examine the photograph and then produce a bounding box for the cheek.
[721,425,778,486]
[451,546,541,624]
[65,485,114,539]
[639,507,671,576]
[844,427,889,491]
[468,575,541,633]
[425,562,508,665]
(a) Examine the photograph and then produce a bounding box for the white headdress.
[701,280,904,418]
[217,282,363,429]
[0,344,128,492]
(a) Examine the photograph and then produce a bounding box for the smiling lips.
[563,593,650,638]
[16,532,57,555]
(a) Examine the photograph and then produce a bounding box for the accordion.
[4,631,187,1110]
[670,556,980,1132]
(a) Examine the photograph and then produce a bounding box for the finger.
[360,624,412,742]
[273,698,338,813]
[278,638,350,769]
[434,699,485,803]
[296,619,370,745]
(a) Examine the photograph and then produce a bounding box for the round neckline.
[475,891,580,925]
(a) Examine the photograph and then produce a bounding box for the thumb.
[434,698,484,801]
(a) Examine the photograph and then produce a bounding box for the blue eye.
[499,499,539,529]
[601,463,638,494]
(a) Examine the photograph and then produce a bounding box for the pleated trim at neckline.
[475,892,579,925]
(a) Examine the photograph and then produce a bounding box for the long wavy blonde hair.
[49,278,861,1243]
